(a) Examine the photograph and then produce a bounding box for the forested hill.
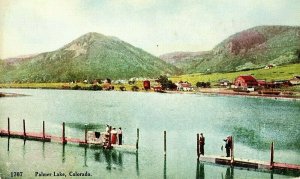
[0,32,180,82]
[160,26,300,73]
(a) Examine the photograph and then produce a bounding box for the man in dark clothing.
[118,127,122,145]
[199,133,205,155]
[224,136,232,157]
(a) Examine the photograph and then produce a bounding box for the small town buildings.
[175,81,193,91]
[152,86,163,92]
[264,64,275,69]
[234,75,258,88]
[218,79,232,87]
[289,76,300,85]
[143,80,151,90]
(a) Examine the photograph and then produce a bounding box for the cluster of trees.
[72,84,104,91]
[157,75,177,90]
[196,82,211,88]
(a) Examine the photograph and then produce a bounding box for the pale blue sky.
[0,0,299,59]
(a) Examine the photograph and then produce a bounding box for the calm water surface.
[0,89,299,178]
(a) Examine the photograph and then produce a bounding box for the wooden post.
[108,126,112,148]
[43,121,45,140]
[62,122,66,144]
[164,131,166,155]
[270,142,274,169]
[197,133,200,159]
[23,119,26,138]
[84,124,87,143]
[136,128,139,150]
[231,136,234,164]
[7,117,10,136]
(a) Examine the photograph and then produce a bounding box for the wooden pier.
[198,155,300,171]
[196,133,300,174]
[0,119,137,151]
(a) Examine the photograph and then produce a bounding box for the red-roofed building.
[234,75,258,88]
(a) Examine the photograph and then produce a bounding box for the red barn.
[143,80,150,90]
[234,75,258,88]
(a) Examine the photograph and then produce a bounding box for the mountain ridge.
[160,25,300,73]
[0,32,180,83]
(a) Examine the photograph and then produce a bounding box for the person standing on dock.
[199,133,205,155]
[118,127,122,145]
[106,124,110,133]
[111,128,117,144]
[224,136,232,157]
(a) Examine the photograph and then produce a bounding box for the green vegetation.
[165,26,300,73]
[170,63,300,86]
[1,63,299,91]
[157,75,177,90]
[0,32,180,83]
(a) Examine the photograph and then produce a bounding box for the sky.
[0,0,299,59]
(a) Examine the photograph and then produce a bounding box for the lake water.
[0,89,299,178]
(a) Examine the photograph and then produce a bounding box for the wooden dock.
[198,155,300,171]
[196,134,300,175]
[0,128,137,152]
[0,118,138,151]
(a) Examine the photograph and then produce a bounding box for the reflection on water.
[42,142,45,159]
[163,155,166,179]
[1,89,300,178]
[136,150,140,176]
[62,144,65,163]
[1,138,300,178]
[84,147,87,167]
[223,167,234,179]
[7,137,10,151]
[196,160,205,179]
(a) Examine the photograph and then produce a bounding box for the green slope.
[0,32,180,83]
[171,63,300,86]
[171,26,300,73]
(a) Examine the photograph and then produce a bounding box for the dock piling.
[231,136,234,164]
[108,126,112,148]
[43,121,45,140]
[270,142,274,169]
[136,128,139,150]
[23,119,26,138]
[164,131,166,155]
[84,124,87,143]
[62,122,66,144]
[197,133,200,159]
[8,117,10,136]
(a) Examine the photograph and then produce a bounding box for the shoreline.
[1,86,300,101]
[0,92,28,97]
[195,88,300,100]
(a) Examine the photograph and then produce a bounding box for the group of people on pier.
[198,134,233,157]
[105,125,122,145]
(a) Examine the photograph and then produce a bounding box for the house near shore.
[289,76,300,85]
[175,81,194,91]
[264,64,276,69]
[218,79,232,87]
[234,75,258,88]
[152,85,163,92]
[257,80,277,88]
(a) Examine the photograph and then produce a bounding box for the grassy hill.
[162,26,300,73]
[170,63,300,86]
[0,32,180,83]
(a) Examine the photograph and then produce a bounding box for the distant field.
[0,82,145,91]
[0,63,299,91]
[170,63,300,85]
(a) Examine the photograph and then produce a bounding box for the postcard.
[0,0,300,178]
